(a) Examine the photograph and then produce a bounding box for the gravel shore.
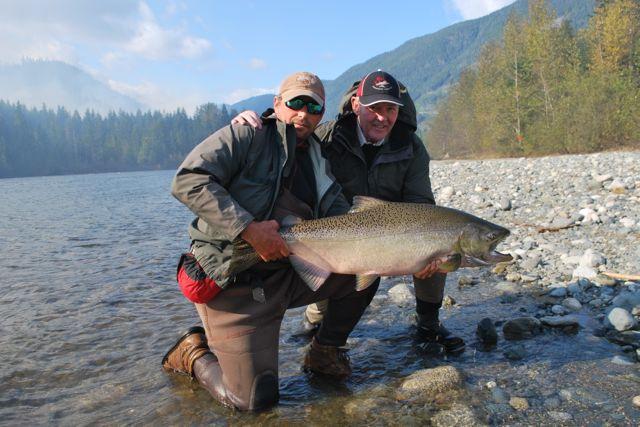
[275,151,640,425]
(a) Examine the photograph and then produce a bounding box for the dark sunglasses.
[284,98,324,115]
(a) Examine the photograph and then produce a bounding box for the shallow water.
[0,170,638,425]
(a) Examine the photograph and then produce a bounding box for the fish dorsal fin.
[289,254,331,291]
[355,274,379,291]
[349,196,388,214]
[281,215,303,227]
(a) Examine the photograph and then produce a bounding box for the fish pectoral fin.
[437,253,462,272]
[289,255,331,291]
[281,215,303,227]
[355,274,379,291]
[349,196,389,214]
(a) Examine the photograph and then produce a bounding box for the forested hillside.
[426,0,640,158]
[0,102,233,178]
[322,0,595,119]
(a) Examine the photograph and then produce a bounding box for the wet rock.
[543,396,561,408]
[548,411,573,422]
[619,332,640,351]
[633,395,640,408]
[540,315,580,328]
[509,396,529,411]
[611,291,640,311]
[495,281,519,294]
[562,298,582,312]
[611,355,635,366]
[558,389,574,401]
[458,275,476,287]
[551,305,567,315]
[504,344,526,360]
[548,287,567,298]
[476,318,498,345]
[343,397,393,419]
[442,295,456,308]
[397,366,465,398]
[503,317,542,340]
[577,277,593,290]
[388,283,414,306]
[566,282,581,295]
[607,307,636,331]
[431,403,483,427]
[490,387,510,404]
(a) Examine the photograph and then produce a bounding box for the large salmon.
[216,196,512,291]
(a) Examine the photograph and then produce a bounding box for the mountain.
[229,94,275,115]
[0,59,147,114]
[229,0,595,122]
[321,0,595,120]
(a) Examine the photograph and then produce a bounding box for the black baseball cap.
[356,70,404,107]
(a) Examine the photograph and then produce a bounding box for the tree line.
[0,102,235,178]
[425,0,640,158]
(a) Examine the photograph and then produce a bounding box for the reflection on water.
[0,171,637,425]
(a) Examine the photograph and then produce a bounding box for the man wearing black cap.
[233,70,465,355]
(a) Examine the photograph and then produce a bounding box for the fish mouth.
[484,250,513,264]
[462,250,513,267]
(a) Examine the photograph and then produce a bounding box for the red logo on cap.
[372,76,392,91]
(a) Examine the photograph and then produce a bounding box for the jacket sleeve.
[171,124,256,241]
[402,135,436,205]
[325,185,351,217]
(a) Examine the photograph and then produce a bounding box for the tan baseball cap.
[278,71,325,107]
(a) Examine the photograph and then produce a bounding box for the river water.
[0,170,638,425]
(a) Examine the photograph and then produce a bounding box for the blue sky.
[0,0,515,113]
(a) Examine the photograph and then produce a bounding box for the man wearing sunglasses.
[162,72,380,411]
[232,70,465,356]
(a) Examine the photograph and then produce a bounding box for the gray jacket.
[171,114,349,283]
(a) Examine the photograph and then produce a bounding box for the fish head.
[458,220,512,267]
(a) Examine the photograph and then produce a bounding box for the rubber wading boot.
[162,326,211,377]
[417,320,466,355]
[302,337,351,379]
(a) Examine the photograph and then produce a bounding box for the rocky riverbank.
[249,151,640,425]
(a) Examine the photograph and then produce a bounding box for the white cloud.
[224,87,277,105]
[0,1,211,63]
[248,58,267,70]
[125,2,211,60]
[0,0,137,63]
[449,0,516,20]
